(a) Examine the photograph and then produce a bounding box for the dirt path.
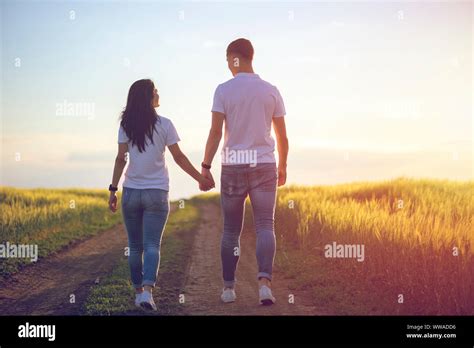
[0,202,319,316]
[0,224,128,315]
[181,203,319,315]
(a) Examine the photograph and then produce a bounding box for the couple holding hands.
[108,38,288,311]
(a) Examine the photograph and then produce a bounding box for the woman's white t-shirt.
[118,115,180,191]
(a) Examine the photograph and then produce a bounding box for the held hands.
[199,168,215,191]
[108,192,118,213]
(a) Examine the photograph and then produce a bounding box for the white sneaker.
[221,288,236,303]
[259,285,276,305]
[135,293,142,308]
[139,290,157,311]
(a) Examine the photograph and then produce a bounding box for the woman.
[108,79,214,311]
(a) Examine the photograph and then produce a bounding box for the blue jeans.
[220,163,278,288]
[121,187,170,288]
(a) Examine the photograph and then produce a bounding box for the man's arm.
[203,112,225,165]
[201,112,225,188]
[272,117,288,186]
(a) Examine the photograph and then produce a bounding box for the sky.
[0,0,472,200]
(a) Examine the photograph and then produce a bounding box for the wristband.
[201,162,211,170]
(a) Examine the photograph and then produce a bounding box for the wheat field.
[1,178,473,314]
[0,187,122,276]
[273,177,473,314]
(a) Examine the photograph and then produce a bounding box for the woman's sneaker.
[259,285,276,305]
[135,293,142,308]
[140,290,157,311]
[221,288,236,303]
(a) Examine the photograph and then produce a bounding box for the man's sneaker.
[221,288,236,303]
[135,293,142,308]
[140,290,157,311]
[259,285,276,305]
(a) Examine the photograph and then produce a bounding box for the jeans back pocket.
[221,171,247,197]
[144,189,169,211]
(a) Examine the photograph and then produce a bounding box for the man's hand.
[109,192,118,213]
[199,176,215,191]
[277,165,287,187]
[200,168,215,191]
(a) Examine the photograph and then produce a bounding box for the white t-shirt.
[211,72,286,166]
[118,115,180,191]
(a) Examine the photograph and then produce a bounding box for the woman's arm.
[168,143,214,190]
[109,143,128,212]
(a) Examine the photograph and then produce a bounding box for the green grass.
[82,200,200,315]
[0,187,123,277]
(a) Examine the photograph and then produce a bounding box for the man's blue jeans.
[121,187,170,288]
[220,163,278,288]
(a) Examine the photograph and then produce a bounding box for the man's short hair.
[226,38,254,61]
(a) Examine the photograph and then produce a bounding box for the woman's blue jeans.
[121,187,169,288]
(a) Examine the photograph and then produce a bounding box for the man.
[200,38,289,305]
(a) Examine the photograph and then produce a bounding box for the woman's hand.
[109,192,118,213]
[168,143,215,190]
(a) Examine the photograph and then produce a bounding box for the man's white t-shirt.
[211,72,286,166]
[118,115,180,191]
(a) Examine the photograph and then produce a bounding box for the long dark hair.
[120,79,158,153]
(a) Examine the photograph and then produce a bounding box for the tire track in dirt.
[0,224,128,315]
